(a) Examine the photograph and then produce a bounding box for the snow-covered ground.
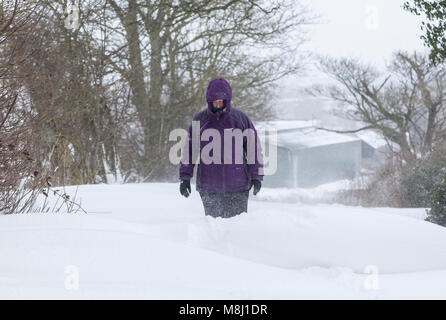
[257,179,366,204]
[1,182,446,299]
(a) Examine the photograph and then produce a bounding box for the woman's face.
[212,99,224,108]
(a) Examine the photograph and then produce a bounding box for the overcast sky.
[301,0,424,63]
[276,0,427,122]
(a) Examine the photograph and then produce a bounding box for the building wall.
[262,146,295,188]
[262,140,362,189]
[296,141,362,188]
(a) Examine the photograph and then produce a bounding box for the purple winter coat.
[179,78,264,193]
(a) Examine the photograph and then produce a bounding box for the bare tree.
[0,0,48,213]
[3,0,314,186]
[12,1,123,186]
[103,0,313,180]
[310,51,446,165]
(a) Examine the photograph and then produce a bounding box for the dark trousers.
[199,190,249,218]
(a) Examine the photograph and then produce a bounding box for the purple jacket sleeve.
[246,117,264,181]
[179,122,195,181]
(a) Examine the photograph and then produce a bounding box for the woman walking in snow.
[179,78,264,218]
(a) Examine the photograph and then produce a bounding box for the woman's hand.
[180,179,191,198]
[250,179,262,195]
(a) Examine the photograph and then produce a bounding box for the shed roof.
[354,130,387,149]
[258,127,361,150]
[255,120,318,133]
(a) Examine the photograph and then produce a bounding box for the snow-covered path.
[1,183,446,299]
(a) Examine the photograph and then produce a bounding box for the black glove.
[250,179,261,195]
[180,179,191,198]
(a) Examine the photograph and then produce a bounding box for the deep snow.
[1,182,446,299]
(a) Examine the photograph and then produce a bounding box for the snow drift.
[0,183,445,299]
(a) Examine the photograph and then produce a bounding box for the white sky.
[301,0,424,64]
[276,0,428,122]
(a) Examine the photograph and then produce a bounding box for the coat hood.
[206,78,232,114]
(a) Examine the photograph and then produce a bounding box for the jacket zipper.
[222,159,225,192]
[218,114,225,192]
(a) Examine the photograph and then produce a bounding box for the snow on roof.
[354,130,387,149]
[259,127,361,150]
[255,120,318,132]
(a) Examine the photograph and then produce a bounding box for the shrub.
[399,148,446,207]
[426,174,446,227]
[334,147,446,208]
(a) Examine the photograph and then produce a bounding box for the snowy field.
[1,182,446,299]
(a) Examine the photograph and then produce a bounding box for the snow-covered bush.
[335,147,446,208]
[334,162,402,207]
[399,148,446,207]
[426,174,446,227]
